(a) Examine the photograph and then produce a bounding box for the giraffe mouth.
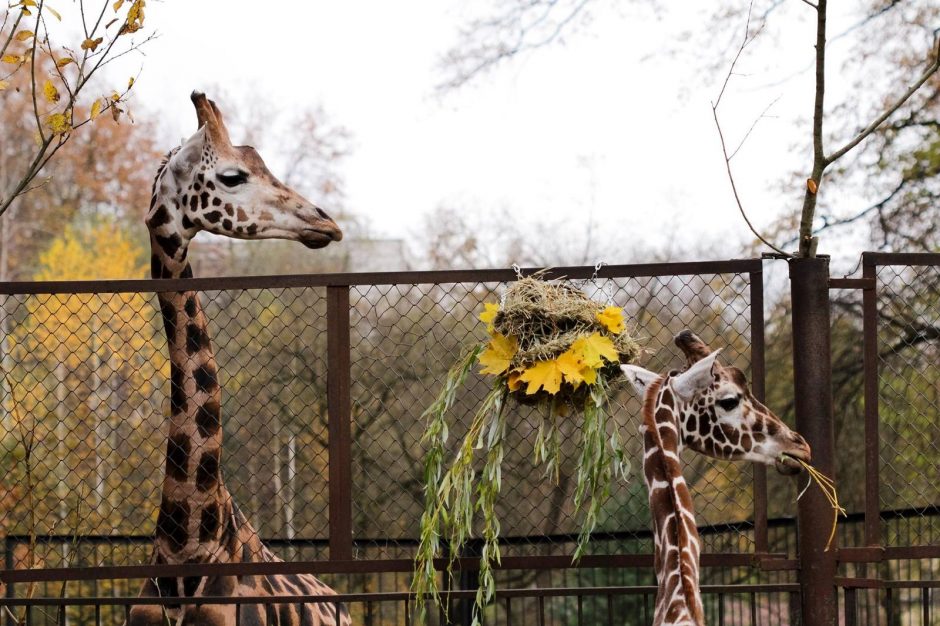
[299,229,340,249]
[777,451,810,476]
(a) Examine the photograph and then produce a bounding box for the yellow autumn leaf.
[479,302,499,331]
[580,365,598,386]
[507,371,523,392]
[14,30,34,42]
[569,332,619,368]
[596,306,625,334]
[46,6,62,20]
[519,360,564,395]
[110,91,120,101]
[478,333,517,376]
[56,57,74,68]
[20,0,38,7]
[47,111,71,135]
[113,0,125,10]
[81,37,103,51]
[90,99,102,120]
[43,79,59,103]
[555,349,585,387]
[127,76,135,89]
[0,80,8,91]
[2,54,23,65]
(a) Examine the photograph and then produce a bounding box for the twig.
[711,0,790,257]
[825,37,940,164]
[728,95,781,160]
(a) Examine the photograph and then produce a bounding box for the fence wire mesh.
[0,267,764,572]
[873,262,940,548]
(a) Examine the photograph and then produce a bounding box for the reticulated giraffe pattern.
[129,92,349,626]
[621,331,812,626]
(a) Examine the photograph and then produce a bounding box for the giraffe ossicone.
[131,92,350,626]
[622,330,811,626]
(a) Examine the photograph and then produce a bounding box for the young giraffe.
[130,92,350,626]
[621,330,812,626]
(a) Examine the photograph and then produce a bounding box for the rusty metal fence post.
[327,285,353,561]
[789,257,837,625]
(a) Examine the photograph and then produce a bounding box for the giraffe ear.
[170,126,206,177]
[620,364,660,396]
[672,349,722,401]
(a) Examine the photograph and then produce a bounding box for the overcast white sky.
[92,1,872,266]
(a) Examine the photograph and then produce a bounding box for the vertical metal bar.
[95,603,101,626]
[236,602,242,626]
[844,587,856,626]
[606,594,613,626]
[789,257,837,626]
[750,592,757,626]
[789,591,801,626]
[885,587,894,624]
[334,602,342,626]
[750,269,769,553]
[4,537,13,626]
[538,595,545,626]
[922,587,930,626]
[404,598,411,626]
[505,596,511,626]
[366,599,374,626]
[327,285,353,562]
[577,595,583,626]
[861,256,881,547]
[718,593,726,624]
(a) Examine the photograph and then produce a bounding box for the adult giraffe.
[621,330,812,626]
[130,92,350,626]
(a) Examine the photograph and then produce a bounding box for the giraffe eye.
[217,170,248,187]
[716,397,740,412]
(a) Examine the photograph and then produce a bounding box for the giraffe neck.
[642,377,705,626]
[147,157,233,565]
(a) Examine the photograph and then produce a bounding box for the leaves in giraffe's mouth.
[782,453,847,551]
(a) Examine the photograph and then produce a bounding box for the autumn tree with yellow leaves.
[2,219,165,551]
[0,0,153,219]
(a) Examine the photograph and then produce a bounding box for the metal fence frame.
[0,253,937,625]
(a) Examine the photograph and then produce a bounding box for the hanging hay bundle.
[413,274,640,624]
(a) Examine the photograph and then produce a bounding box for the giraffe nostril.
[315,206,331,221]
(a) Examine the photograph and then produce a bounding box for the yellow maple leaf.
[555,349,585,387]
[520,360,564,395]
[479,302,499,331]
[507,371,523,392]
[596,306,625,334]
[569,332,619,368]
[478,333,517,376]
[580,365,598,385]
[43,79,59,103]
[14,30,34,42]
[90,99,102,120]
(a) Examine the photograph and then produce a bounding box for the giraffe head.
[147,91,341,253]
[622,330,812,475]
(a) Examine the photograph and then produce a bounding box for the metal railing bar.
[0,260,765,295]
[0,553,788,585]
[0,583,801,606]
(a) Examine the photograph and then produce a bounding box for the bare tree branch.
[825,38,940,164]
[436,0,596,92]
[711,1,789,257]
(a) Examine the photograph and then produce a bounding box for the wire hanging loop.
[511,263,524,280]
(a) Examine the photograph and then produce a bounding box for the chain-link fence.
[2,255,937,625]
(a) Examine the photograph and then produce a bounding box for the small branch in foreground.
[712,106,790,257]
[711,0,789,257]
